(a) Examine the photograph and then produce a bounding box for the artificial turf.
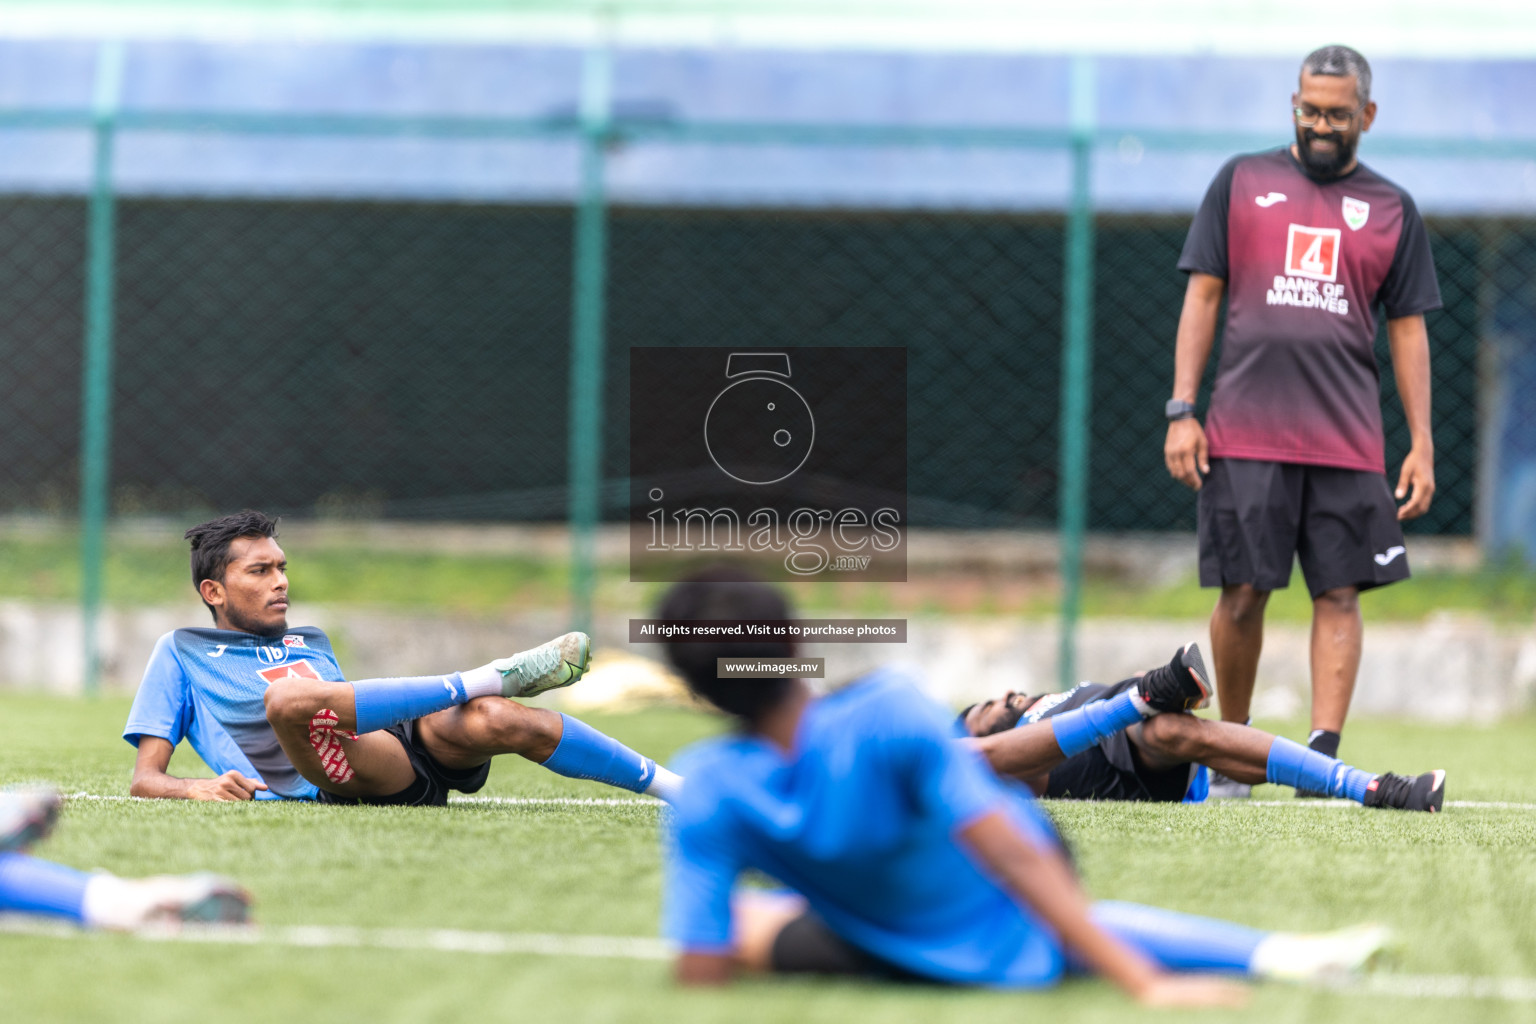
[1,694,1534,1024]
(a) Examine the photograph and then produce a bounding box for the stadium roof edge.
[2,0,1535,57]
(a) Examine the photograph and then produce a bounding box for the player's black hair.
[184,510,280,621]
[1301,44,1372,104]
[956,704,978,731]
[655,566,796,726]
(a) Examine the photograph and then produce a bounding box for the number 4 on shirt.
[1285,224,1340,282]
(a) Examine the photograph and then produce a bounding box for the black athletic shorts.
[770,912,926,981]
[1038,681,1196,803]
[1198,458,1410,599]
[314,720,490,808]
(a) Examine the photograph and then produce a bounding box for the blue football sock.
[1050,691,1146,759]
[1090,900,1266,974]
[0,852,89,923]
[352,673,469,734]
[540,714,658,794]
[1265,736,1373,802]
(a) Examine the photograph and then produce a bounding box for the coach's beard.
[1295,128,1356,180]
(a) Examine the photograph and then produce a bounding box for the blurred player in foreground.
[960,644,1444,811]
[124,510,680,806]
[0,787,248,929]
[653,570,1390,1004]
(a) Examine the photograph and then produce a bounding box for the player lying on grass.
[0,787,248,929]
[653,569,1390,1004]
[124,510,680,806]
[960,645,1445,811]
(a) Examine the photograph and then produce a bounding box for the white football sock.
[81,874,158,931]
[457,664,503,700]
[644,766,684,804]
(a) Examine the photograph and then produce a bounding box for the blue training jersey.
[123,626,345,800]
[662,667,1072,987]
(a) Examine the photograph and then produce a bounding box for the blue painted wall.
[0,40,1532,213]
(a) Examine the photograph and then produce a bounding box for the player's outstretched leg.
[1132,717,1445,812]
[1091,901,1390,981]
[0,789,250,930]
[418,700,683,802]
[1264,737,1445,812]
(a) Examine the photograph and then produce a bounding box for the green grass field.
[2,695,1534,1023]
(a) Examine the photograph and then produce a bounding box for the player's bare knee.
[1314,587,1359,614]
[263,679,318,729]
[1219,585,1269,625]
[466,698,555,752]
[1139,712,1200,760]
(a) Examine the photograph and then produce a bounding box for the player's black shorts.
[770,912,926,981]
[1198,458,1410,599]
[1040,681,1196,803]
[314,720,490,808]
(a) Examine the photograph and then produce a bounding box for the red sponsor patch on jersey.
[257,659,323,685]
[1284,224,1341,282]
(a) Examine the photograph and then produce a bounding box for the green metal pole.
[79,41,126,696]
[1057,56,1096,690]
[566,42,612,634]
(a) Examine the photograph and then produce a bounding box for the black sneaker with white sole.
[1362,770,1446,812]
[1135,642,1214,714]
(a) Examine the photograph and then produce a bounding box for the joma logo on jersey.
[257,660,322,685]
[1285,224,1341,283]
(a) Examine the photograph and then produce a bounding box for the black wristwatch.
[1165,399,1196,421]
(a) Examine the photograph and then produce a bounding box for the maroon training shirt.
[1178,147,1441,472]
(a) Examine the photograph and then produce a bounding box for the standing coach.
[1163,45,1441,796]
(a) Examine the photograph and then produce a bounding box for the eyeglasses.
[1293,104,1361,130]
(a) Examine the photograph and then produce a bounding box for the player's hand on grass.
[1164,418,1210,490]
[1395,444,1435,520]
[187,771,267,801]
[1134,974,1251,1009]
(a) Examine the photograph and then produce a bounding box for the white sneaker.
[83,873,251,931]
[0,787,62,853]
[1207,769,1253,799]
[495,632,592,698]
[1249,923,1392,981]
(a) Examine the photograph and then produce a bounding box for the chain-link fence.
[2,64,1534,686]
[0,194,1514,533]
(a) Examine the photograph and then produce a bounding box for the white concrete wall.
[4,601,1531,722]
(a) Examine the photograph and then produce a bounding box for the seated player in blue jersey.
[654,569,1391,1002]
[960,648,1445,811]
[124,510,681,806]
[1,787,249,929]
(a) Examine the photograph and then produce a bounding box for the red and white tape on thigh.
[308,709,358,785]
